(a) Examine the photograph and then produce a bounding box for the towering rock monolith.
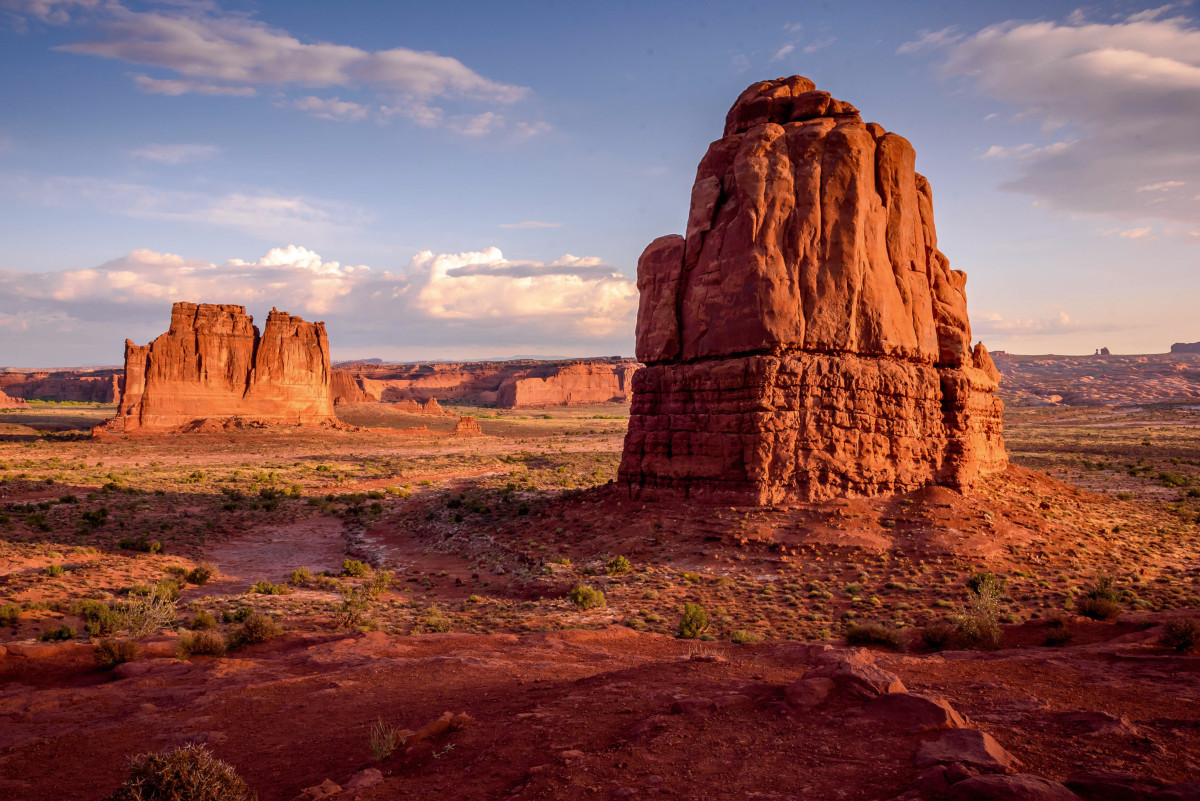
[618,76,1006,504]
[102,302,336,432]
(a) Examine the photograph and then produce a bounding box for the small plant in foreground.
[39,625,76,642]
[180,630,227,658]
[185,564,215,585]
[678,603,709,639]
[1159,617,1200,653]
[45,563,65,577]
[730,629,761,644]
[249,580,289,596]
[226,613,281,649]
[954,581,1002,649]
[0,604,18,627]
[568,585,605,610]
[369,717,405,761]
[342,559,370,577]
[1043,612,1074,646]
[1075,573,1123,620]
[119,585,177,637]
[191,610,217,630]
[103,743,256,801]
[917,621,956,652]
[605,555,631,575]
[844,622,903,650]
[94,639,139,670]
[289,566,312,585]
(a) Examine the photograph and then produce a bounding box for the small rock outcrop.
[619,76,1007,504]
[455,416,483,436]
[102,302,336,432]
[0,388,28,409]
[1171,342,1200,355]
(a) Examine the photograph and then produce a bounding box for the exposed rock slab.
[620,76,1006,503]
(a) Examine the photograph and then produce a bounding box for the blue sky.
[1,0,1198,366]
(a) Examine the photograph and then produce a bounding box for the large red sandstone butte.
[619,76,1006,504]
[103,302,336,432]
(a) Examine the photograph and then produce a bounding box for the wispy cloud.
[497,220,561,229]
[974,310,1124,337]
[129,143,221,164]
[769,43,794,62]
[1,171,369,237]
[903,12,1200,224]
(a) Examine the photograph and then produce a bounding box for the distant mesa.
[0,368,122,403]
[1171,342,1200,355]
[619,76,1007,504]
[331,358,639,409]
[98,302,336,433]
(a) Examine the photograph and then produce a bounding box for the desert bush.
[154,578,183,602]
[1043,612,1074,646]
[223,607,253,624]
[0,603,19,627]
[191,610,217,630]
[179,630,227,658]
[844,622,903,650]
[185,564,215,585]
[568,585,605,610]
[334,585,372,628]
[1076,573,1124,620]
[72,598,122,636]
[916,621,957,651]
[967,571,1006,595]
[369,717,404,761]
[46,563,65,577]
[248,580,289,596]
[226,614,281,649]
[342,559,370,578]
[288,566,312,586]
[118,536,164,554]
[954,582,1003,649]
[364,570,393,599]
[39,625,76,642]
[1159,617,1200,653]
[678,603,709,639]
[418,605,452,633]
[606,555,631,575]
[104,743,256,801]
[94,639,139,670]
[118,586,178,637]
[730,629,761,644]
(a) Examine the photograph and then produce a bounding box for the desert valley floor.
[1,401,1198,800]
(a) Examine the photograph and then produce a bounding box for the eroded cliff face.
[0,388,27,409]
[103,303,335,432]
[332,358,639,409]
[619,76,1006,504]
[0,370,122,403]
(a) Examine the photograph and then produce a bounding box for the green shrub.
[249,580,289,596]
[227,614,281,649]
[1043,612,1074,646]
[341,559,370,577]
[45,563,65,577]
[38,625,76,642]
[568,585,605,610]
[103,743,255,801]
[334,586,372,628]
[179,630,227,658]
[967,571,1005,595]
[418,606,452,633]
[917,621,957,651]
[369,717,403,762]
[678,603,709,639]
[605,555,631,575]
[0,604,19,627]
[185,564,215,585]
[118,586,178,637]
[94,639,139,670]
[845,622,903,650]
[954,582,1003,649]
[1075,596,1121,621]
[1160,617,1200,653]
[288,566,312,585]
[72,599,121,636]
[191,611,217,630]
[223,607,253,624]
[730,629,761,644]
[364,570,393,599]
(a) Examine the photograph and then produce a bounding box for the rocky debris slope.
[0,369,122,403]
[992,352,1200,407]
[619,76,1006,504]
[100,303,336,433]
[332,357,638,409]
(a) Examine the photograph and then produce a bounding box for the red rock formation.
[102,302,335,432]
[0,388,28,409]
[454,416,483,436]
[0,369,122,403]
[331,357,639,409]
[619,76,1006,504]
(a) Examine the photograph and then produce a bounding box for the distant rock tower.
[619,76,1007,503]
[102,302,336,432]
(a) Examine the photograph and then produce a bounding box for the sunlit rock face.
[105,302,335,432]
[619,76,1007,504]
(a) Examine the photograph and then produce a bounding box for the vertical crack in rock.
[619,76,1007,504]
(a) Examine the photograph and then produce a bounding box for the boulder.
[100,303,336,432]
[1066,769,1167,801]
[946,775,1081,801]
[865,692,967,732]
[916,729,1021,773]
[619,76,1006,503]
[802,651,907,700]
